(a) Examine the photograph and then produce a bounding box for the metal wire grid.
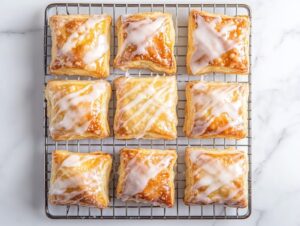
[44,3,252,219]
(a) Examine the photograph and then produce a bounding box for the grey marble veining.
[1,0,300,225]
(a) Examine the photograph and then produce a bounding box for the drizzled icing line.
[60,154,96,167]
[187,150,247,204]
[191,82,247,136]
[121,152,173,199]
[115,77,177,138]
[48,81,107,136]
[190,14,238,74]
[119,15,167,58]
[58,15,109,65]
[49,153,106,204]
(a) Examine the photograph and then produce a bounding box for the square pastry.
[186,10,250,75]
[184,82,249,139]
[184,147,248,208]
[49,14,111,78]
[116,148,177,207]
[49,150,112,208]
[45,80,111,140]
[114,12,176,74]
[114,76,178,139]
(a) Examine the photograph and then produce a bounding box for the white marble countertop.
[1,0,300,225]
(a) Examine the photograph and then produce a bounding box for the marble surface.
[1,0,300,225]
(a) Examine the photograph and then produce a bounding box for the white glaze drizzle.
[116,76,177,138]
[61,154,95,167]
[59,15,109,66]
[220,23,237,38]
[188,150,245,203]
[49,154,106,203]
[119,15,167,58]
[49,81,106,136]
[83,35,108,64]
[121,153,173,199]
[191,82,246,136]
[190,15,237,74]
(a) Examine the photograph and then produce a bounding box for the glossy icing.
[61,154,95,167]
[114,13,176,72]
[121,154,173,198]
[83,35,108,64]
[190,82,248,137]
[186,149,247,205]
[114,76,177,139]
[48,81,107,137]
[49,154,105,203]
[189,11,249,74]
[190,15,237,74]
[51,15,110,72]
[120,15,166,56]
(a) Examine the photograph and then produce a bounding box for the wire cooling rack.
[44,3,252,219]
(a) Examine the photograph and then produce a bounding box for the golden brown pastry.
[184,147,248,208]
[186,10,250,75]
[114,76,178,139]
[49,150,112,208]
[114,12,176,74]
[116,148,177,207]
[49,14,111,78]
[184,81,249,139]
[45,80,111,140]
